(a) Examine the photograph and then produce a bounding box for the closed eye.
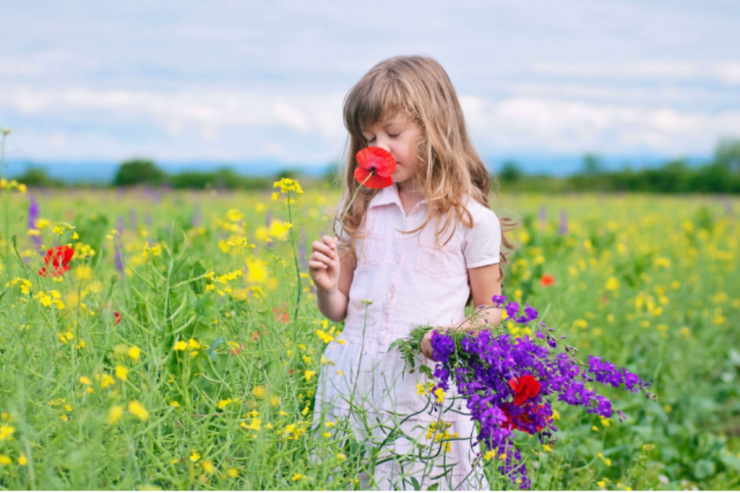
[367,134,399,143]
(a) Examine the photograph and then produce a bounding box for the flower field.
[0,181,739,490]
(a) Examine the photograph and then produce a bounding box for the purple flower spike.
[492,295,506,306]
[505,302,519,320]
[524,305,538,322]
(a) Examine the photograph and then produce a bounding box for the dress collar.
[368,183,427,211]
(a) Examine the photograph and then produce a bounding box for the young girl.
[309,55,514,490]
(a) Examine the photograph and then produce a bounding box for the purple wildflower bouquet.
[392,295,656,489]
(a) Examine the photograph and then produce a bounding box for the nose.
[372,136,391,153]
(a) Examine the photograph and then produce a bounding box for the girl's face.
[360,112,423,191]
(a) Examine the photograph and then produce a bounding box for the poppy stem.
[336,171,375,239]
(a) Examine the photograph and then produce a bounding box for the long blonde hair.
[333,55,515,288]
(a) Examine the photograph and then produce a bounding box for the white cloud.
[531,61,740,85]
[3,87,346,141]
[461,96,740,154]
[3,88,740,161]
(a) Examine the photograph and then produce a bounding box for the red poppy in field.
[273,304,290,323]
[354,147,397,189]
[509,374,541,406]
[114,311,122,326]
[38,245,74,277]
[540,273,556,287]
[250,330,261,341]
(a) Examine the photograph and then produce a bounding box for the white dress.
[312,184,502,490]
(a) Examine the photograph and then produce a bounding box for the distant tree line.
[11,159,308,190]
[499,138,740,194]
[11,138,740,193]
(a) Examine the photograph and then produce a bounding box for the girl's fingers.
[312,251,334,265]
[308,260,328,270]
[313,240,336,259]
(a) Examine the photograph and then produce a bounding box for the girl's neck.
[397,182,422,196]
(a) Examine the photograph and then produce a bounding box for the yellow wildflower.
[128,346,141,361]
[202,460,215,474]
[127,400,149,421]
[107,405,124,425]
[0,425,15,441]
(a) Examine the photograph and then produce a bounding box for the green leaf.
[408,476,421,491]
[693,459,716,479]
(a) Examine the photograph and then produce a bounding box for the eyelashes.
[367,134,399,143]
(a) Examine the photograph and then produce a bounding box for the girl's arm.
[420,263,502,359]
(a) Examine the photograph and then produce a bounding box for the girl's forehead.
[360,112,410,131]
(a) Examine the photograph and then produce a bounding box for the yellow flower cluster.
[426,420,458,453]
[35,290,65,310]
[6,278,31,295]
[0,178,27,193]
[142,243,162,258]
[273,177,304,195]
[174,338,203,358]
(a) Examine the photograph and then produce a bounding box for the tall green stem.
[1,129,10,271]
[286,190,302,327]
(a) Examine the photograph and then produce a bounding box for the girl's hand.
[421,328,435,361]
[309,235,341,293]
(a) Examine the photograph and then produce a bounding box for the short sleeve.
[463,208,502,268]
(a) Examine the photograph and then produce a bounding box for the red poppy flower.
[114,311,122,326]
[273,307,289,323]
[509,374,541,406]
[250,330,261,341]
[38,245,74,277]
[354,147,397,189]
[540,273,556,287]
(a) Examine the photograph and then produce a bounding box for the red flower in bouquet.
[354,146,396,189]
[500,402,550,433]
[38,245,74,277]
[509,374,541,406]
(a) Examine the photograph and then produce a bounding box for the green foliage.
[10,165,63,187]
[113,159,166,187]
[169,168,271,190]
[499,160,523,183]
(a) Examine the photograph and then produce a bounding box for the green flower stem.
[336,171,375,239]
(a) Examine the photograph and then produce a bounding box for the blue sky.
[1,0,739,175]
